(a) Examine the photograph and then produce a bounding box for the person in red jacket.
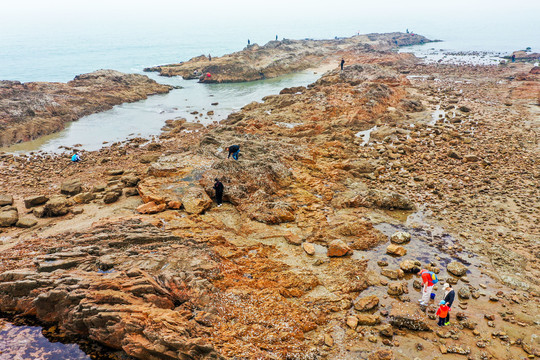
[417,269,434,306]
[436,300,449,326]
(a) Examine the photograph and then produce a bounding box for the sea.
[0,9,539,153]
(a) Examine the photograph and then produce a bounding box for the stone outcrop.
[389,302,431,331]
[145,32,433,83]
[0,70,172,146]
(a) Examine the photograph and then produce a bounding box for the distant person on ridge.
[226,145,240,160]
[71,152,81,162]
[511,54,516,62]
[213,178,224,207]
[248,39,250,45]
[340,58,345,71]
[276,35,278,41]
[208,54,212,61]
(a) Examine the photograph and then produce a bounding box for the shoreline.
[0,34,539,359]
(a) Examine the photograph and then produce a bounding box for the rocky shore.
[0,37,539,360]
[0,70,172,147]
[144,32,433,83]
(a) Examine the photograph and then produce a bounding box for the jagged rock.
[458,287,471,299]
[180,185,212,214]
[447,261,468,277]
[103,191,120,204]
[368,350,394,360]
[379,324,394,338]
[302,242,315,255]
[15,217,37,228]
[23,195,48,208]
[387,282,406,296]
[446,345,470,355]
[356,314,381,326]
[0,194,13,206]
[61,179,82,196]
[381,268,405,280]
[354,295,379,311]
[73,192,95,204]
[124,187,139,197]
[43,196,70,217]
[121,175,140,187]
[389,302,431,331]
[400,259,421,273]
[327,239,351,257]
[137,202,167,214]
[346,316,358,329]
[0,208,18,227]
[386,244,407,257]
[390,231,411,244]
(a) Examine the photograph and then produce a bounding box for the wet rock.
[354,295,379,311]
[24,195,48,208]
[387,282,406,296]
[0,194,13,206]
[458,286,471,299]
[137,202,167,214]
[356,314,381,326]
[16,217,37,228]
[400,259,421,273]
[381,268,405,280]
[390,231,411,244]
[60,179,82,196]
[302,242,315,255]
[389,302,431,331]
[327,239,351,257]
[0,208,18,227]
[73,192,95,204]
[447,261,468,277]
[386,244,407,257]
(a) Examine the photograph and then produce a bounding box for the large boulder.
[447,261,468,277]
[61,179,82,196]
[0,207,18,227]
[354,295,379,311]
[72,192,95,204]
[356,314,381,326]
[180,185,212,214]
[390,231,411,244]
[399,259,421,273]
[386,244,407,257]
[16,217,37,228]
[24,195,49,208]
[389,302,431,331]
[327,239,351,257]
[387,282,406,296]
[0,194,13,206]
[43,196,70,217]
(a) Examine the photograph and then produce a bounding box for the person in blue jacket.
[226,145,240,160]
[443,283,455,325]
[71,152,81,162]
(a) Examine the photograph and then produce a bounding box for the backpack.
[428,271,439,284]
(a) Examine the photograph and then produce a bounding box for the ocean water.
[1,8,539,153]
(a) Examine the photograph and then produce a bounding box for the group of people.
[418,269,455,326]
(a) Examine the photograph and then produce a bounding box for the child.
[436,300,449,326]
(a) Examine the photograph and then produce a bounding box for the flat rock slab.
[389,302,432,331]
[0,194,14,206]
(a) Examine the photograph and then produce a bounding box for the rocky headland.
[0,37,539,360]
[144,32,433,83]
[0,69,172,147]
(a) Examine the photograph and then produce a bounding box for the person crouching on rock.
[71,152,81,162]
[226,145,240,160]
[442,283,455,325]
[213,178,224,207]
[418,269,434,306]
[436,300,449,326]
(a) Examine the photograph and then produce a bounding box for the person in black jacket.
[443,283,455,325]
[226,145,240,160]
[213,178,224,206]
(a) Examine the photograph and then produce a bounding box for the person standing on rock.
[213,178,224,207]
[276,35,278,41]
[418,269,435,306]
[442,283,455,325]
[226,145,240,160]
[248,39,250,45]
[340,58,345,71]
[208,54,212,61]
